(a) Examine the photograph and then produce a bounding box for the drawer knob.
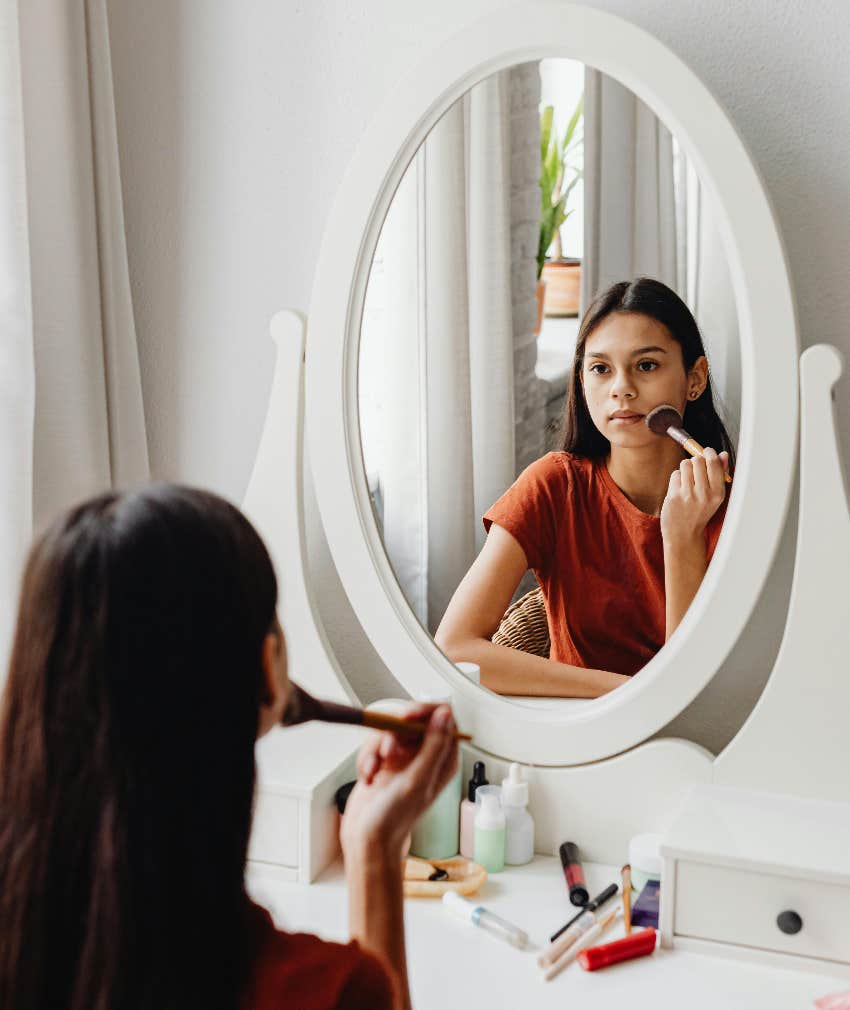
[776,910,803,935]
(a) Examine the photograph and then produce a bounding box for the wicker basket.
[491,586,550,658]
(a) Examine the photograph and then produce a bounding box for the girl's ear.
[688,355,709,399]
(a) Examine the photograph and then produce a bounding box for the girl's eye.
[588,363,608,375]
[637,360,659,372]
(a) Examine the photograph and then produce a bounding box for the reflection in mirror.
[359,59,740,702]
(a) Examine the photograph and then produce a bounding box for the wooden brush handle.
[362,710,472,742]
[681,437,733,484]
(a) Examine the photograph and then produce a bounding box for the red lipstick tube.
[559,841,589,906]
[577,928,657,970]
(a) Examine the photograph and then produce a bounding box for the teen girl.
[0,484,457,1010]
[436,277,735,698]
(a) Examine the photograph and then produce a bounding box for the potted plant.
[537,97,583,327]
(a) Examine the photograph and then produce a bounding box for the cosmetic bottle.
[474,785,506,872]
[459,761,488,859]
[501,763,534,865]
[409,693,462,859]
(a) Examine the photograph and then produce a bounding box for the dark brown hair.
[561,277,736,469]
[0,484,277,1010]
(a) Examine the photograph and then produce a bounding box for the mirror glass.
[358,58,741,705]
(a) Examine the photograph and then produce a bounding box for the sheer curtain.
[581,67,740,436]
[0,0,148,673]
[361,72,518,632]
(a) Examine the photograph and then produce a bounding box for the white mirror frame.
[306,1,798,766]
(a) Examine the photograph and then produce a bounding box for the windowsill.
[534,315,579,402]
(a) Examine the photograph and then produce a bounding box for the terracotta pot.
[542,259,581,317]
[534,278,547,336]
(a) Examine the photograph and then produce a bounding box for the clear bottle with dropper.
[460,761,487,859]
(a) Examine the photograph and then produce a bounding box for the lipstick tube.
[577,927,657,971]
[559,841,589,906]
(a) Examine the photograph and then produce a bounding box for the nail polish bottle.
[459,761,488,859]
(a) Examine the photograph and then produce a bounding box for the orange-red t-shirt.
[241,902,396,1010]
[483,452,727,677]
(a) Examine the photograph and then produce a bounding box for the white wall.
[107,0,850,751]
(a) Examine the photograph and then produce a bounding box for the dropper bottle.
[501,763,534,865]
[459,761,487,859]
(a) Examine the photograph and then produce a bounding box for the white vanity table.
[245,857,847,1008]
[241,2,850,1005]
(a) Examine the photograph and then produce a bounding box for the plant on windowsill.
[537,96,583,328]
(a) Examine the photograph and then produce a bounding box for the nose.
[610,368,637,401]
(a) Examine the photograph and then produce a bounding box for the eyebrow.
[585,346,669,360]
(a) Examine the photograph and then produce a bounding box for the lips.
[609,411,644,421]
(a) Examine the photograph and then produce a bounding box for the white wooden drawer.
[248,791,300,868]
[674,860,850,965]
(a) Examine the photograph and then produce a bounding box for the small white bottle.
[474,785,506,873]
[501,763,534,865]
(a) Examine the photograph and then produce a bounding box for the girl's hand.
[660,448,729,546]
[340,704,458,863]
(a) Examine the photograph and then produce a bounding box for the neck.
[606,441,687,516]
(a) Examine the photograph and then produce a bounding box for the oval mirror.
[306,2,798,765]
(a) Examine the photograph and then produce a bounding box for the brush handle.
[668,428,733,484]
[362,710,472,742]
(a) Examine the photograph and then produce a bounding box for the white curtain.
[581,67,740,437]
[361,73,517,632]
[0,0,148,672]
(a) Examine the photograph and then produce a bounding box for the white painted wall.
[107,0,850,752]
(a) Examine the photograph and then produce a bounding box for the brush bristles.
[645,404,682,435]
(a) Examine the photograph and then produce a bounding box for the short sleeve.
[336,949,396,1010]
[482,453,568,572]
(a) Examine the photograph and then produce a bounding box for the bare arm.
[342,705,458,1010]
[435,524,627,698]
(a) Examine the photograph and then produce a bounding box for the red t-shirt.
[241,903,396,1010]
[483,452,727,676]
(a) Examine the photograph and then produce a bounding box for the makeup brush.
[644,404,732,484]
[282,683,472,742]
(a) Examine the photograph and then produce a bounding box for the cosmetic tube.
[550,882,619,942]
[538,906,599,967]
[577,927,657,971]
[559,841,589,906]
[543,907,621,982]
[442,892,529,950]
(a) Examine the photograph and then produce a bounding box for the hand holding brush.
[645,404,732,485]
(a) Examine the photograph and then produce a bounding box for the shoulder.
[242,905,394,1010]
[519,451,589,486]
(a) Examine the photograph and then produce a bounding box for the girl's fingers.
[692,452,709,498]
[400,706,457,807]
[703,447,724,492]
[679,458,694,495]
[357,735,384,784]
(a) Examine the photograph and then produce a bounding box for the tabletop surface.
[246,855,847,1009]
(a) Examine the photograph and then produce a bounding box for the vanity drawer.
[674,860,850,964]
[248,791,300,868]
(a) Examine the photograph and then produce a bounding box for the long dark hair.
[0,484,277,1010]
[562,277,736,469]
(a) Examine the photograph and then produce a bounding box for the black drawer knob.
[776,910,803,935]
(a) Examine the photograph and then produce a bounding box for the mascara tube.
[559,842,589,906]
[443,892,529,950]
